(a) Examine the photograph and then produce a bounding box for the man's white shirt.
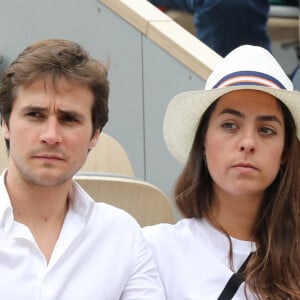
[0,170,165,300]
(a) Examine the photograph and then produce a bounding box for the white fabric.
[0,171,165,300]
[143,218,257,300]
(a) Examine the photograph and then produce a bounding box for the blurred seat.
[166,4,299,87]
[164,10,194,36]
[0,130,174,226]
[267,4,298,43]
[166,5,298,44]
[268,3,299,88]
[79,132,135,177]
[0,131,135,177]
[74,174,175,226]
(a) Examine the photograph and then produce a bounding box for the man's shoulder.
[91,201,141,230]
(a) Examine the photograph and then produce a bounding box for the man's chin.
[23,172,72,188]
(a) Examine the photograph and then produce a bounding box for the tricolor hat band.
[212,71,286,90]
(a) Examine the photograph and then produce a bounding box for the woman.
[143,45,300,299]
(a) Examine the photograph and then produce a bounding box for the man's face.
[3,77,99,187]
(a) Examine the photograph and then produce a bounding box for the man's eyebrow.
[20,106,47,113]
[57,109,85,120]
[20,106,86,120]
[219,108,282,124]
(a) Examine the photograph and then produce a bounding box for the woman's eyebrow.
[218,108,282,124]
[218,108,244,118]
[256,115,282,124]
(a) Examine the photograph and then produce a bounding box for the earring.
[202,152,207,165]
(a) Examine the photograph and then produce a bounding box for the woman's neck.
[211,188,263,241]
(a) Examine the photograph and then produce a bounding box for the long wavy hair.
[174,98,300,299]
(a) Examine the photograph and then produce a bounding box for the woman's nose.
[239,133,255,153]
[240,144,255,152]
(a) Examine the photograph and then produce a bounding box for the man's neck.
[5,170,71,263]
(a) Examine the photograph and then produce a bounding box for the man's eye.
[61,115,77,123]
[27,111,43,118]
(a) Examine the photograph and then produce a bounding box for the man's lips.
[32,154,65,161]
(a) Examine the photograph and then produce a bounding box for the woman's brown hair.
[174,98,300,299]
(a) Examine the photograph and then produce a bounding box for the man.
[0,39,165,299]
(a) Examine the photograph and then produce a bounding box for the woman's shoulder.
[143,217,202,245]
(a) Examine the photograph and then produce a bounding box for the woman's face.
[204,90,285,200]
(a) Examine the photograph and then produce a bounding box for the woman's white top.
[143,218,257,300]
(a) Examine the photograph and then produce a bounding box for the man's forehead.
[12,78,93,113]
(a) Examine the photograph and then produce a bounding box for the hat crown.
[205,45,293,91]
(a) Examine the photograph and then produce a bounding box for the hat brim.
[163,85,300,165]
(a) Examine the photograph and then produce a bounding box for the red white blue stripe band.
[213,71,286,90]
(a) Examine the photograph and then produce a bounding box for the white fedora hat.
[164,45,300,165]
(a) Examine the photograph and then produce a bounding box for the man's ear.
[89,129,100,150]
[2,120,9,140]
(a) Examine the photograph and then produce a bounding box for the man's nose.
[39,118,63,145]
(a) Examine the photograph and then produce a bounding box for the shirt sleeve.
[120,230,166,300]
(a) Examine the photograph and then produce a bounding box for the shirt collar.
[68,180,95,224]
[0,169,14,229]
[0,169,95,229]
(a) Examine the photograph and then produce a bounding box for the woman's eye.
[221,122,237,130]
[259,127,276,136]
